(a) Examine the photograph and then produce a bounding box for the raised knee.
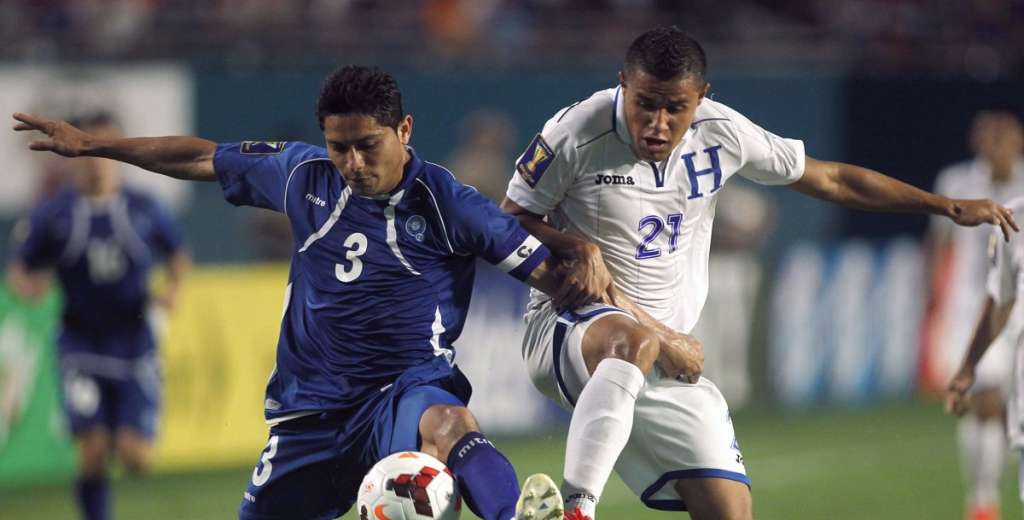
[604,323,659,372]
[118,447,152,475]
[420,405,480,461]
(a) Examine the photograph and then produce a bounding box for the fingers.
[1002,205,1020,233]
[11,112,49,131]
[28,140,56,152]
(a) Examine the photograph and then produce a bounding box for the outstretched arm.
[790,157,1018,240]
[945,296,1016,415]
[12,113,216,182]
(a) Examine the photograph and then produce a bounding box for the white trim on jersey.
[298,186,352,253]
[265,410,319,427]
[61,199,91,265]
[496,234,542,273]
[430,306,454,365]
[414,178,455,254]
[110,196,150,262]
[385,190,421,276]
[283,158,333,217]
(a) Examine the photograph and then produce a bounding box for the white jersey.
[987,197,1024,448]
[929,159,1024,379]
[507,87,805,332]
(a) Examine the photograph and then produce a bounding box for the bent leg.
[674,478,752,520]
[418,402,521,520]
[561,309,657,517]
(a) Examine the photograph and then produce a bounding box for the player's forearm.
[796,158,955,216]
[499,198,593,261]
[165,250,191,293]
[525,258,561,297]
[86,136,217,182]
[5,262,50,302]
[961,297,1013,370]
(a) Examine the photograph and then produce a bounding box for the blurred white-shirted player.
[933,112,1024,520]
[501,26,1018,520]
[947,193,1024,518]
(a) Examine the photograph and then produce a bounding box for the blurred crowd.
[0,0,1022,77]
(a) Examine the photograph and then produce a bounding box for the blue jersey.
[15,187,184,352]
[214,141,550,421]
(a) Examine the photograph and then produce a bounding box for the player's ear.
[397,115,413,145]
[700,82,710,100]
[618,70,627,89]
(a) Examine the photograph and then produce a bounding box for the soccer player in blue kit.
[7,111,190,520]
[13,66,568,520]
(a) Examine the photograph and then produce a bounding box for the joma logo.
[595,174,635,185]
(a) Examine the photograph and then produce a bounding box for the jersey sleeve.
[146,198,185,256]
[13,206,60,269]
[445,182,551,281]
[986,231,1018,305]
[727,110,806,186]
[213,141,323,212]
[505,113,579,216]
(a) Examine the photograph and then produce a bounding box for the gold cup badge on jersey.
[516,134,556,188]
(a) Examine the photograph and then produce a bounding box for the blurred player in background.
[11,66,572,520]
[501,26,1018,520]
[947,194,1024,517]
[929,111,1024,520]
[6,111,190,520]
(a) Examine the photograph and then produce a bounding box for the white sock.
[975,419,1007,507]
[562,358,645,518]
[959,416,1007,508]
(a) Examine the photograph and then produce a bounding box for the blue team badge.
[405,215,427,242]
[240,141,287,155]
[515,134,556,188]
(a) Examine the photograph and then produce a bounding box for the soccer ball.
[357,451,462,520]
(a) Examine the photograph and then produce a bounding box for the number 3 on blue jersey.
[336,232,368,283]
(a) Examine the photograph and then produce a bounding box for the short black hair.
[316,65,403,130]
[624,26,707,84]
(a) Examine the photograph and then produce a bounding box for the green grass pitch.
[1,400,1018,519]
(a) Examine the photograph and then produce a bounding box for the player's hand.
[12,112,93,158]
[552,241,613,312]
[656,331,704,384]
[944,366,976,416]
[950,198,1019,242]
[152,290,179,311]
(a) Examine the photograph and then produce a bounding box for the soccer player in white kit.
[928,111,1024,520]
[947,194,1024,517]
[500,26,1019,520]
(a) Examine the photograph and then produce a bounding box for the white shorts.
[521,300,748,511]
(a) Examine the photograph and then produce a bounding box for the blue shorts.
[238,357,472,520]
[58,324,160,439]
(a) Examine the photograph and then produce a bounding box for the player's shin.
[562,358,645,518]
[446,431,521,520]
[74,475,110,520]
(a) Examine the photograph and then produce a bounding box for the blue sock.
[74,475,109,520]
[446,432,520,520]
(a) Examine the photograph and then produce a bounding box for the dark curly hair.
[316,65,403,129]
[624,26,707,84]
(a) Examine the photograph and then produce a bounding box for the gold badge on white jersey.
[516,134,556,188]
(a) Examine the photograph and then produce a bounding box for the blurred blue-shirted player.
[12,66,569,520]
[7,111,190,520]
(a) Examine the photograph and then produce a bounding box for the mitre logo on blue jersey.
[240,141,287,155]
[516,134,556,188]
[405,214,427,242]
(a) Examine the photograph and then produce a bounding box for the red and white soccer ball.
[357,451,462,520]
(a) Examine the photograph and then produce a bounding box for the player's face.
[619,69,708,162]
[323,113,413,196]
[74,122,121,195]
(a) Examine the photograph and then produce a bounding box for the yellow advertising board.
[152,263,288,472]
